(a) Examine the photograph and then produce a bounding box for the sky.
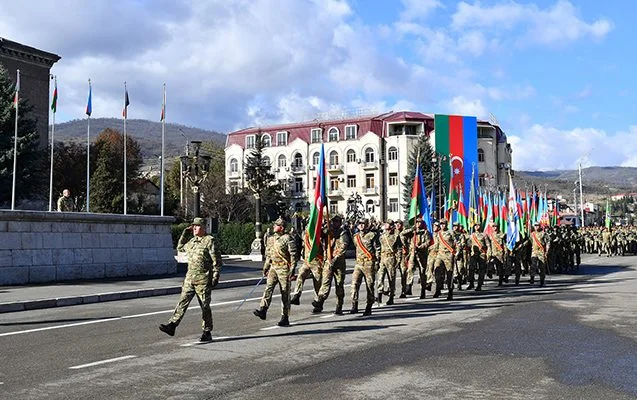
[1,0,635,171]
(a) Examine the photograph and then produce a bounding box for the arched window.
[328,127,339,142]
[229,158,238,172]
[347,149,356,163]
[312,152,320,165]
[329,150,339,166]
[261,134,271,147]
[278,154,287,168]
[387,147,398,161]
[293,153,303,168]
[366,199,375,213]
[364,148,375,163]
[262,156,271,167]
[478,148,485,162]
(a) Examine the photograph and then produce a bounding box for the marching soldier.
[159,217,222,342]
[290,226,326,311]
[468,223,490,291]
[488,224,508,286]
[424,222,440,293]
[433,219,455,300]
[401,218,430,299]
[314,215,350,314]
[376,220,401,305]
[452,223,468,290]
[351,218,380,316]
[253,217,298,327]
[530,222,549,286]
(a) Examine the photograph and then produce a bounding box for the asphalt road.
[0,254,636,400]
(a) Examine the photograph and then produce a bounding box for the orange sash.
[355,234,374,260]
[531,232,546,253]
[438,232,454,253]
[471,234,487,254]
[491,236,504,252]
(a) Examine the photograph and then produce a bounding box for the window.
[347,175,356,188]
[279,179,288,192]
[293,153,303,168]
[312,177,317,188]
[366,173,375,189]
[330,201,338,215]
[389,198,399,213]
[278,155,287,168]
[311,128,322,143]
[365,148,375,163]
[388,147,398,161]
[329,150,339,166]
[328,127,339,142]
[294,178,303,193]
[312,152,320,165]
[346,149,356,163]
[246,135,255,149]
[330,177,339,191]
[478,148,485,162]
[261,134,271,147]
[345,125,357,140]
[389,173,398,186]
[229,181,240,195]
[276,131,288,146]
[262,156,271,166]
[229,158,238,173]
[479,176,486,187]
[366,199,375,213]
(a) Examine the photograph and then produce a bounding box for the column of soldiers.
[580,226,637,257]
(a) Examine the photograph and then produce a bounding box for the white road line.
[319,313,335,319]
[0,295,274,338]
[0,382,4,385]
[69,355,136,370]
[180,336,233,347]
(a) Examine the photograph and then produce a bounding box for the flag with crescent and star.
[433,114,478,210]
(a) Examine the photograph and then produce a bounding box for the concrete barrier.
[0,210,176,285]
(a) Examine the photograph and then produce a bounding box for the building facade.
[225,111,513,221]
[0,37,60,149]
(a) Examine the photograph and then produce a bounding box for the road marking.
[0,382,4,385]
[0,295,277,338]
[180,336,233,347]
[320,313,335,319]
[260,322,297,331]
[69,355,136,370]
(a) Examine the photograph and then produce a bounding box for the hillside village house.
[225,111,513,221]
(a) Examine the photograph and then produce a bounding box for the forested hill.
[52,118,226,159]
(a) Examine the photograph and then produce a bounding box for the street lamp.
[346,192,363,224]
[180,141,211,218]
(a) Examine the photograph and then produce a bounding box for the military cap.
[357,218,369,225]
[433,221,440,226]
[452,222,460,226]
[439,218,448,224]
[274,217,287,227]
[192,217,205,226]
[331,215,343,222]
[395,219,404,225]
[386,219,395,225]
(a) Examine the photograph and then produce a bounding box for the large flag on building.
[434,114,478,209]
[506,173,519,250]
[305,144,327,262]
[408,162,432,234]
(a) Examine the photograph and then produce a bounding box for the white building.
[225,111,513,221]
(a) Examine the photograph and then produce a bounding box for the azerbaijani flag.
[305,144,327,262]
[122,86,130,118]
[434,114,478,209]
[408,162,432,234]
[86,81,92,117]
[457,188,469,231]
[13,70,20,108]
[51,78,58,113]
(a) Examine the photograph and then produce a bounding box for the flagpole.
[123,81,128,215]
[11,69,20,211]
[86,79,91,213]
[49,75,56,212]
[578,162,584,226]
[160,83,166,216]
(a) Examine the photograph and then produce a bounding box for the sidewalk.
[0,257,355,314]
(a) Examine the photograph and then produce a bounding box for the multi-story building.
[225,111,512,221]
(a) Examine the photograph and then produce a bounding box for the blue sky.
[1,0,635,170]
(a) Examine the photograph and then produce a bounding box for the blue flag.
[86,82,92,117]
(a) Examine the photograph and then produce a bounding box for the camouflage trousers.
[434,255,454,292]
[294,260,323,302]
[351,262,375,306]
[260,265,291,317]
[377,255,398,297]
[530,256,546,283]
[469,255,487,286]
[169,275,213,331]
[317,260,346,307]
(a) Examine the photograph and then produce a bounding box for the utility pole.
[578,162,585,226]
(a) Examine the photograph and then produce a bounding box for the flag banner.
[434,114,478,209]
[51,79,58,113]
[605,200,611,228]
[457,188,469,231]
[408,163,432,234]
[123,86,130,118]
[86,82,92,117]
[13,70,20,108]
[305,144,327,262]
[484,193,494,237]
[506,174,519,250]
[468,166,478,227]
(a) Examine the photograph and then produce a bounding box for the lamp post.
[180,141,211,218]
[346,192,364,224]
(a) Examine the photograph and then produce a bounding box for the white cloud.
[400,0,443,21]
[440,96,488,118]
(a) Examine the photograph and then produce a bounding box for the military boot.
[405,284,412,295]
[199,331,212,342]
[539,277,545,287]
[385,296,394,305]
[375,293,383,304]
[466,281,475,290]
[253,307,267,320]
[334,304,344,315]
[159,322,176,337]
[290,293,301,305]
[446,288,454,300]
[432,287,441,298]
[311,299,323,314]
[399,291,407,298]
[362,303,373,316]
[277,315,290,327]
[457,280,463,290]
[419,287,426,299]
[425,282,432,291]
[349,302,358,314]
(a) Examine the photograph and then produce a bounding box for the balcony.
[361,186,379,195]
[328,164,343,173]
[328,189,344,198]
[290,165,306,174]
[227,171,241,179]
[361,161,378,170]
[287,190,306,199]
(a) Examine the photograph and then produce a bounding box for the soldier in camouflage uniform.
[350,218,380,316]
[433,219,456,300]
[424,222,441,292]
[467,223,490,291]
[530,222,549,286]
[394,220,407,296]
[376,220,402,305]
[511,235,530,285]
[159,217,222,342]
[57,189,76,212]
[253,217,298,327]
[401,219,430,299]
[600,227,612,257]
[314,215,350,314]
[290,227,325,310]
[452,223,469,290]
[488,225,508,286]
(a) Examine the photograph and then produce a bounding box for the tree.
[0,65,45,206]
[51,141,87,208]
[89,128,143,213]
[401,134,440,222]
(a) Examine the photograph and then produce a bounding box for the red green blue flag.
[305,144,327,262]
[51,78,58,113]
[408,161,432,234]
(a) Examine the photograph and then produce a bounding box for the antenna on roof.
[488,112,500,126]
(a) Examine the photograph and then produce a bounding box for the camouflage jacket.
[488,232,506,260]
[353,230,380,264]
[379,231,402,259]
[265,232,298,271]
[178,234,222,284]
[469,232,490,260]
[57,196,76,212]
[530,231,548,262]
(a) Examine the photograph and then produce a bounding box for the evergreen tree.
[0,65,45,206]
[51,142,87,208]
[401,134,440,223]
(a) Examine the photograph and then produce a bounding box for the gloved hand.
[263,268,270,277]
[211,276,219,288]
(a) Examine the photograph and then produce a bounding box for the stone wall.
[0,211,176,285]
